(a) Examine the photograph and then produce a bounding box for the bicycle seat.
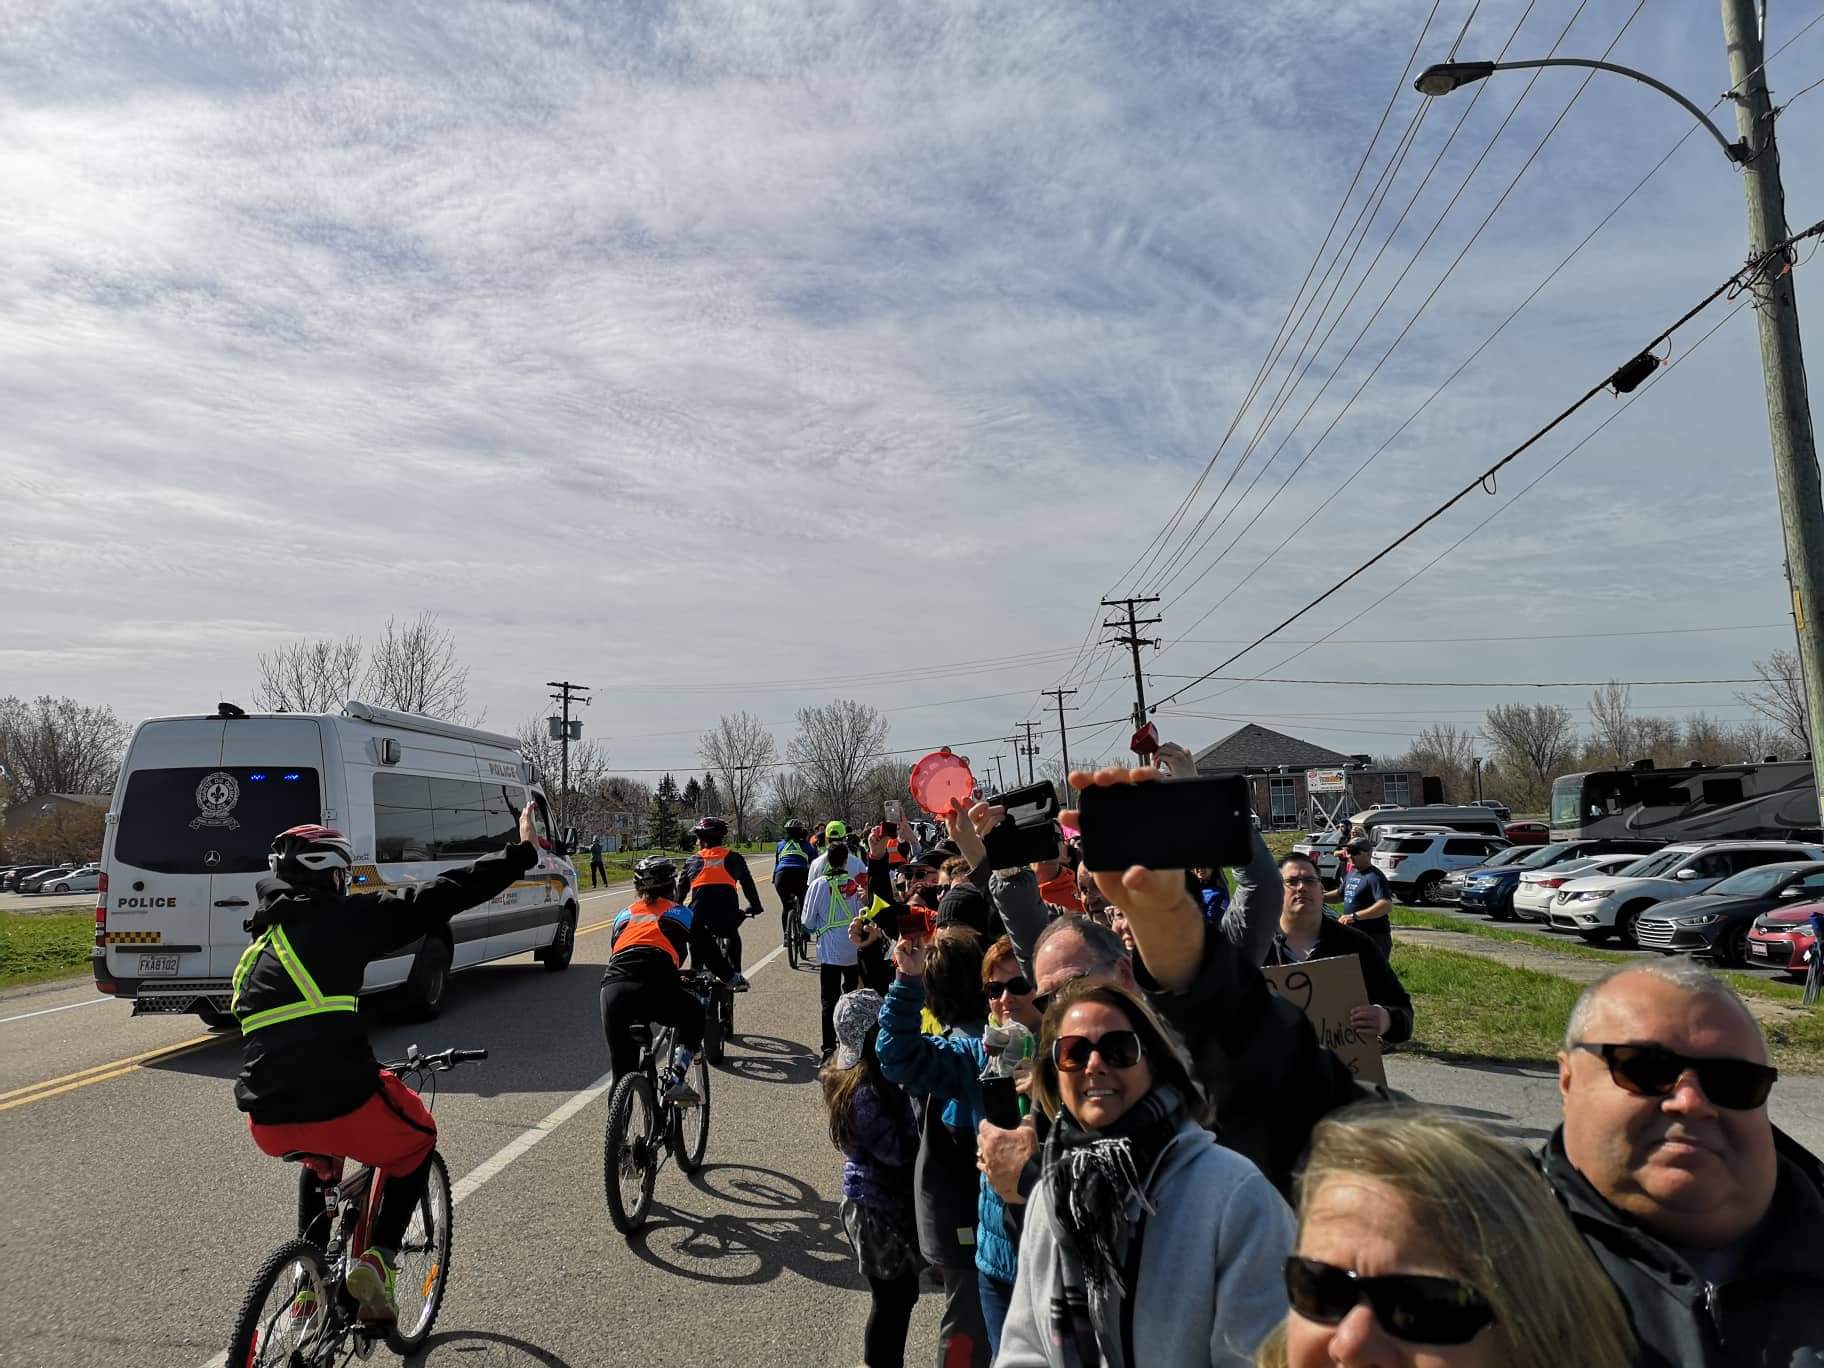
[627,1022,653,1047]
[281,1150,335,1165]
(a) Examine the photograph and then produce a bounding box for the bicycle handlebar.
[383,1045,489,1074]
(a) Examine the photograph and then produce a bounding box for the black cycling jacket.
[233,841,538,1123]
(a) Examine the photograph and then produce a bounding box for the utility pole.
[1473,756,1484,804]
[1720,0,1824,803]
[1101,596,1163,733]
[1016,721,1042,787]
[1041,687,1078,779]
[546,680,591,836]
[990,753,1007,792]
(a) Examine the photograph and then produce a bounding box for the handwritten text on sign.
[1261,954,1387,1085]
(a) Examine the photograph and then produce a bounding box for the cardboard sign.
[1261,953,1388,1085]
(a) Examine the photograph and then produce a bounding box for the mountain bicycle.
[701,928,742,1064]
[226,1046,484,1367]
[782,889,816,970]
[602,970,716,1234]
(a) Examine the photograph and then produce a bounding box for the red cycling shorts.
[249,1068,437,1179]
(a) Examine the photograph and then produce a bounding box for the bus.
[1549,760,1819,844]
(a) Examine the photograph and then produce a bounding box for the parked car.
[1746,900,1823,976]
[2,865,54,892]
[1359,806,1508,841]
[1372,831,1512,905]
[17,867,75,893]
[1503,820,1550,845]
[1473,799,1513,820]
[39,865,102,895]
[1634,861,1824,964]
[1513,853,1648,922]
[1440,845,1536,910]
[1291,830,1343,884]
[1549,841,1824,946]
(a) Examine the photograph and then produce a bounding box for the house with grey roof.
[1192,724,1433,829]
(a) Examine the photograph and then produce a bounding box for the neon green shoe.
[345,1249,398,1322]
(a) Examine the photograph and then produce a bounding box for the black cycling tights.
[863,1269,920,1368]
[598,969,705,1078]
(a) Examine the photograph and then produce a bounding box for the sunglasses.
[1572,1042,1777,1111]
[1284,1257,1495,1346]
[1052,1030,1144,1072]
[1284,874,1322,888]
[987,975,1033,999]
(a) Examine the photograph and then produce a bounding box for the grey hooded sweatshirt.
[995,1117,1294,1368]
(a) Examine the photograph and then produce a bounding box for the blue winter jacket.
[874,974,1017,1287]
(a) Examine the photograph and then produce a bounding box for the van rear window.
[115,767,323,874]
[1388,837,1432,853]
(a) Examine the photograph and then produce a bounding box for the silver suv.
[1371,831,1512,906]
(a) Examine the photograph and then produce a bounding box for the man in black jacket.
[1543,961,1824,1367]
[1267,851,1413,1047]
[234,813,539,1322]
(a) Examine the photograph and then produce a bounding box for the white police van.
[96,701,580,1024]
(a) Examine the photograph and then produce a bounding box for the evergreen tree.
[650,773,683,850]
[701,774,723,822]
[682,776,702,815]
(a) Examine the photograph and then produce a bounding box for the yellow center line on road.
[0,1033,221,1114]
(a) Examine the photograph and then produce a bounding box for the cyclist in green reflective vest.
[232,813,538,1322]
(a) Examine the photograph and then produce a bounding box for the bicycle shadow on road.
[718,1033,820,1086]
[624,1162,860,1291]
[407,1329,574,1366]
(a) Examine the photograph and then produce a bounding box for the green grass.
[587,840,768,882]
[0,912,93,989]
[1264,830,1303,861]
[1390,943,1583,1066]
[1389,910,1824,1072]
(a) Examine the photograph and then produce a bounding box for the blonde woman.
[1258,1107,1634,1368]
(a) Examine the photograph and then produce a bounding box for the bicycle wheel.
[387,1150,453,1354]
[227,1238,334,1368]
[784,902,800,970]
[603,1071,659,1233]
[669,1051,711,1173]
[703,992,725,1065]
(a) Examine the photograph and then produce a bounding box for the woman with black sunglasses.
[1256,1107,1633,1368]
[997,980,1294,1368]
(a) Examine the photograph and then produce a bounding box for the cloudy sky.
[4,0,1821,783]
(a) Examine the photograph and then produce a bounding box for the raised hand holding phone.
[891,934,928,978]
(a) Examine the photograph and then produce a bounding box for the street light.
[1415,0,1824,826]
[1413,59,1745,161]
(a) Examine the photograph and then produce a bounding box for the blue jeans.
[978,1272,1015,1358]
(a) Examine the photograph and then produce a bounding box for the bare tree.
[787,699,889,827]
[1482,704,1578,811]
[1731,717,1788,762]
[1737,650,1808,750]
[252,636,364,713]
[0,696,129,800]
[855,760,914,826]
[769,768,815,824]
[1587,682,1644,769]
[513,716,608,834]
[698,711,778,842]
[1635,715,1681,761]
[363,612,475,722]
[1403,723,1477,804]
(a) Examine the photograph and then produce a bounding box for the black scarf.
[1042,1085,1188,1368]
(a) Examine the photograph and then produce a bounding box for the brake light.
[1540,877,1567,889]
[94,872,108,949]
[1387,855,1407,868]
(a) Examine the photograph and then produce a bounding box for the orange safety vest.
[689,847,739,892]
[1038,868,1084,913]
[885,836,907,867]
[613,898,685,968]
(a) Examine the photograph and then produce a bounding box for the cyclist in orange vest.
[676,816,764,990]
[600,855,704,1106]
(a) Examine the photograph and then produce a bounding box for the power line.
[1171,622,1789,646]
[1146,220,1822,716]
[1159,0,1646,615]
[1161,295,1758,714]
[1151,674,1762,688]
[1114,0,1457,596]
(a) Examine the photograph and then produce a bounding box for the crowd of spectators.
[809,746,1822,1367]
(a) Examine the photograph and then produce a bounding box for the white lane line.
[193,929,786,1368]
[0,995,112,1026]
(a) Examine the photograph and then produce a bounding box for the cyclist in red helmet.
[232,809,539,1323]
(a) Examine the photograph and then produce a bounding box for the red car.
[1503,821,1550,846]
[1745,898,1823,976]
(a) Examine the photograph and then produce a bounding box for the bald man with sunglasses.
[1543,962,1823,1367]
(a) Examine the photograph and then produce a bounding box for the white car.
[1371,831,1512,906]
[1513,853,1645,922]
[1549,841,1824,946]
[40,865,102,894]
[1291,831,1343,883]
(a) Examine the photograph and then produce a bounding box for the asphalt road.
[3,866,1820,1368]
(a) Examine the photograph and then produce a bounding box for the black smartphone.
[883,820,898,837]
[1077,774,1253,873]
[981,781,1064,867]
[980,1074,1022,1130]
